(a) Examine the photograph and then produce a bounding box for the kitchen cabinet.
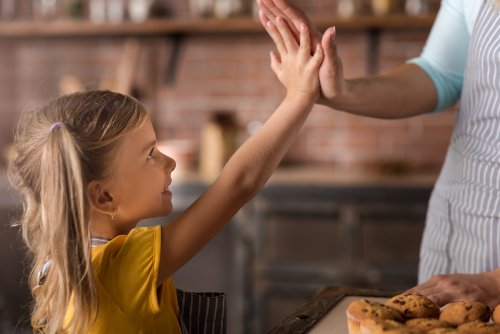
[244,167,434,333]
[168,166,436,333]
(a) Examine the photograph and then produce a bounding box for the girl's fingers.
[266,20,287,55]
[311,44,324,66]
[269,51,282,75]
[298,23,311,57]
[276,17,298,52]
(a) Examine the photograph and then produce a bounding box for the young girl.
[8,18,323,333]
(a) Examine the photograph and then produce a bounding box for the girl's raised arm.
[158,19,323,283]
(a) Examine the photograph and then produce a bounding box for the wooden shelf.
[0,15,435,38]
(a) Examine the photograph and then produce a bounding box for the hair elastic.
[36,260,52,286]
[50,122,65,131]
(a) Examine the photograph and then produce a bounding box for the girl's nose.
[166,155,176,172]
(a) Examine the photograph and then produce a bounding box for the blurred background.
[0,0,455,333]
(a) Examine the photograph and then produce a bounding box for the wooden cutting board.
[310,296,388,333]
[269,287,397,334]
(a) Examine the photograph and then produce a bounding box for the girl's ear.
[87,180,115,215]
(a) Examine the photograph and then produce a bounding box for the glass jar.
[337,0,360,18]
[213,0,245,18]
[405,0,428,15]
[0,0,15,20]
[107,0,125,22]
[32,0,58,20]
[89,0,106,22]
[189,0,214,18]
[128,0,153,22]
[371,0,397,16]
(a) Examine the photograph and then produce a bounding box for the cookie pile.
[346,293,500,333]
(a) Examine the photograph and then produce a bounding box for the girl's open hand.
[266,17,324,102]
[258,0,346,105]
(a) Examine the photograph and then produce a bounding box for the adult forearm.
[322,64,438,119]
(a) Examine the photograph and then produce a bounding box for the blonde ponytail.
[9,91,147,333]
[35,124,95,333]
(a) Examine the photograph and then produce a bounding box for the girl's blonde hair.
[8,90,147,333]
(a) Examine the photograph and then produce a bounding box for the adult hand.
[406,269,500,309]
[257,0,321,47]
[257,0,348,105]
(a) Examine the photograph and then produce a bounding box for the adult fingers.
[424,292,456,307]
[257,0,278,25]
[266,20,287,55]
[322,27,339,71]
[257,2,270,26]
[406,274,443,292]
[274,0,321,44]
[276,17,298,52]
[272,0,305,39]
[257,0,300,42]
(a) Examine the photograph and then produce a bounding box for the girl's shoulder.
[92,225,161,266]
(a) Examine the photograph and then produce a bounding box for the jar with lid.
[128,0,153,22]
[405,0,428,15]
[32,0,59,20]
[0,0,15,20]
[189,0,214,18]
[89,0,106,22]
[213,0,246,18]
[107,0,125,22]
[371,0,398,16]
[199,112,238,181]
[337,0,360,18]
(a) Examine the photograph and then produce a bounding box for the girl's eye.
[147,147,155,160]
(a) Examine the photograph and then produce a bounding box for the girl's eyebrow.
[141,140,156,155]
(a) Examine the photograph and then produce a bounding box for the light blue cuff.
[408,57,463,112]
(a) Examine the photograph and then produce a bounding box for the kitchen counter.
[171,165,439,187]
[270,286,395,334]
[263,166,437,188]
[0,165,439,202]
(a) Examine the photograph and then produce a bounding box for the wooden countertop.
[0,166,439,210]
[270,286,397,334]
[172,165,439,188]
[266,166,437,188]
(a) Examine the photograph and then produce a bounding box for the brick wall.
[0,0,454,173]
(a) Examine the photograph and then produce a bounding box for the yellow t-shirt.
[66,226,182,333]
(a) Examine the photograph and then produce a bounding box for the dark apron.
[176,290,227,334]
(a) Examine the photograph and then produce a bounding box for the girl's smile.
[90,115,176,237]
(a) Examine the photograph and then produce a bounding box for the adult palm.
[257,0,348,105]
